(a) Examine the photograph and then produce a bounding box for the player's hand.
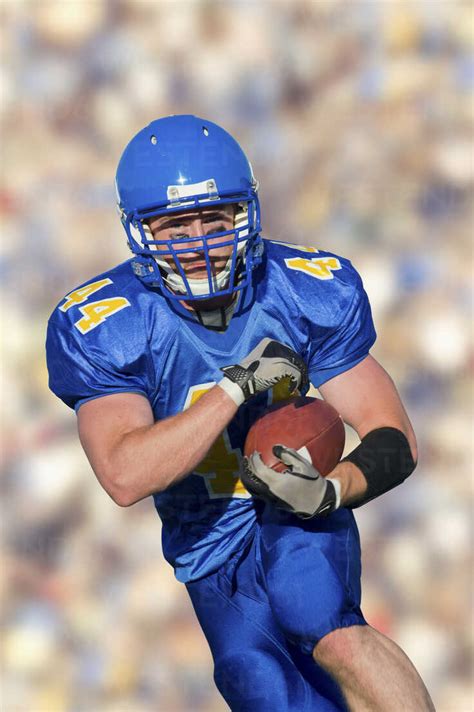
[219,338,308,405]
[241,445,339,518]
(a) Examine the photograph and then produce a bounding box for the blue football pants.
[186,505,366,711]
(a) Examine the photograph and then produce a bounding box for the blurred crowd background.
[1,0,473,710]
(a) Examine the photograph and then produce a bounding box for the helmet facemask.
[123,195,261,301]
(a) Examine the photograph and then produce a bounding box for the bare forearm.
[327,461,368,507]
[96,386,237,505]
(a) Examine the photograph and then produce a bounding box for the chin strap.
[155,249,244,297]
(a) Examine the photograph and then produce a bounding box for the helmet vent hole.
[202,126,209,136]
[150,135,157,145]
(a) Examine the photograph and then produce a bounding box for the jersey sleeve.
[308,268,376,388]
[46,316,150,412]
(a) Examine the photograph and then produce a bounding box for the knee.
[313,624,368,676]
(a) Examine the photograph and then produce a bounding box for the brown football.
[244,396,345,475]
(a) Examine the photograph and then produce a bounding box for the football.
[244,396,345,475]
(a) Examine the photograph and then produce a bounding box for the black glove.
[242,445,340,518]
[219,338,308,405]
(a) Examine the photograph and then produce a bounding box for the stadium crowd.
[1,1,472,710]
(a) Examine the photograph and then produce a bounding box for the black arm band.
[342,427,416,508]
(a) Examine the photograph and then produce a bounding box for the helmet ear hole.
[202,126,209,136]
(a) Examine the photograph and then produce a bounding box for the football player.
[46,115,434,711]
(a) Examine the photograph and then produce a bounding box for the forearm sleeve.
[342,427,416,508]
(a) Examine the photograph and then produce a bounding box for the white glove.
[242,445,341,518]
[219,338,308,406]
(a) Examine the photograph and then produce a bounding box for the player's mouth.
[176,256,228,275]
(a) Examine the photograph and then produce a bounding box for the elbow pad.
[342,427,416,508]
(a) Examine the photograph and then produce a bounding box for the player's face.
[147,205,235,281]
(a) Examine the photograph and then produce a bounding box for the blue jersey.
[46,240,376,582]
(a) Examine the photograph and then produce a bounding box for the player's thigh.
[186,556,345,712]
[260,506,366,652]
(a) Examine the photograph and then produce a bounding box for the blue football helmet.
[115,115,262,301]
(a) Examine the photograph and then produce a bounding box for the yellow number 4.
[285,256,342,280]
[184,384,249,499]
[59,278,131,334]
[75,297,131,334]
[59,279,113,312]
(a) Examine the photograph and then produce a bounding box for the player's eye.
[170,232,190,240]
[205,223,226,236]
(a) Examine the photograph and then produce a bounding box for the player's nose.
[175,219,204,249]
[191,218,206,237]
